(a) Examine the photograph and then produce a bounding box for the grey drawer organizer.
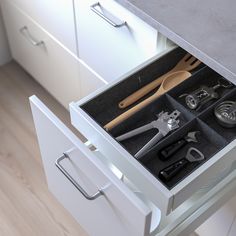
[79,47,235,189]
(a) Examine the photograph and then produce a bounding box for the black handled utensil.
[158,131,200,160]
[159,147,204,181]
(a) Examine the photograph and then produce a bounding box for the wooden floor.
[0,61,87,236]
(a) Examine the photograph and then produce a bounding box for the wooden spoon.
[119,53,201,109]
[104,71,191,131]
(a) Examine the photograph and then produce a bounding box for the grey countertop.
[115,0,236,83]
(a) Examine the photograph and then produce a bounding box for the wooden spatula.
[104,71,191,131]
[119,53,201,109]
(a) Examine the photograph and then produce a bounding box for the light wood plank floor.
[0,61,87,236]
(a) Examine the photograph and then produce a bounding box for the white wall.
[0,4,11,65]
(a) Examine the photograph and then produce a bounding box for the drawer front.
[30,95,152,236]
[75,0,169,81]
[70,47,236,215]
[2,1,80,108]
[7,0,77,54]
[79,60,107,98]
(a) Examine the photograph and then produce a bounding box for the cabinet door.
[30,95,152,236]
[2,0,80,108]
[7,0,77,54]
[79,59,107,98]
[75,0,167,81]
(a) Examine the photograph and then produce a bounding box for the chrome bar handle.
[19,26,44,46]
[90,2,126,28]
[55,153,104,200]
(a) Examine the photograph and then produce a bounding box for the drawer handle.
[19,26,44,46]
[55,153,104,200]
[90,2,126,28]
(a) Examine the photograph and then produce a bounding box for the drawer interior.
[80,47,236,189]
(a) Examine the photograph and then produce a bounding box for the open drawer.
[70,47,236,215]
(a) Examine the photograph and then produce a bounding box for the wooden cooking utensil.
[119,53,201,109]
[104,71,191,131]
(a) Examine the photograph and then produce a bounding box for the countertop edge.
[115,0,236,83]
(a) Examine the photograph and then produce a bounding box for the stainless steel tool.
[116,110,181,158]
[179,78,233,111]
[214,101,236,128]
[158,131,200,160]
[159,147,205,181]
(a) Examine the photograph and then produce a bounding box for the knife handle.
[159,158,188,181]
[159,138,187,161]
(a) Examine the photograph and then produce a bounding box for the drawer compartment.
[199,89,236,142]
[70,47,236,214]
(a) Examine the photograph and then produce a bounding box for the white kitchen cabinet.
[1,0,167,105]
[4,0,231,234]
[1,0,80,108]
[7,0,77,54]
[30,43,236,236]
[74,0,171,81]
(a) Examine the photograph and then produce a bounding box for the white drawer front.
[75,0,169,81]
[79,59,107,98]
[30,95,153,236]
[2,1,80,108]
[7,0,77,54]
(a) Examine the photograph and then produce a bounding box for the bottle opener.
[158,131,200,161]
[159,147,205,181]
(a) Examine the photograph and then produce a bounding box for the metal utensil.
[158,131,200,161]
[119,53,201,109]
[214,101,236,128]
[180,78,233,111]
[159,147,205,181]
[116,110,180,158]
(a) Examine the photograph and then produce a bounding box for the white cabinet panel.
[196,206,235,236]
[229,218,236,236]
[75,0,169,81]
[196,195,236,236]
[7,0,77,54]
[2,1,80,108]
[79,60,107,98]
[30,95,153,236]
